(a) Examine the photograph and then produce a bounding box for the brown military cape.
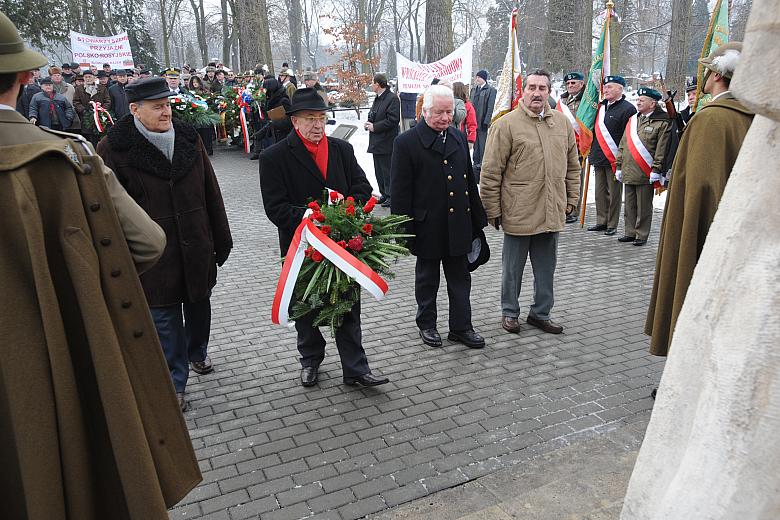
[644,94,753,356]
[0,111,201,519]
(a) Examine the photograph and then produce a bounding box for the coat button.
[467,207,471,212]
[111,269,121,277]
[133,330,144,338]
[463,174,467,179]
[447,175,453,181]
[100,237,111,246]
[82,163,93,175]
[449,208,454,213]
[90,202,101,211]
[121,300,132,309]
[465,191,469,196]
[443,159,448,165]
[449,191,454,197]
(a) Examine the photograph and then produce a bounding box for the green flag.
[575,6,612,156]
[693,0,729,111]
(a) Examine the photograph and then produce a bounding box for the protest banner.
[396,39,473,93]
[70,30,135,69]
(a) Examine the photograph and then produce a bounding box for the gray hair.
[422,84,454,111]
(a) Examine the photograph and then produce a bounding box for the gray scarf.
[134,117,175,162]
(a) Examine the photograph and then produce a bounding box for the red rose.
[362,223,373,236]
[304,246,313,258]
[363,197,377,213]
[345,196,355,207]
[337,240,347,249]
[345,205,356,216]
[320,225,332,235]
[307,201,321,212]
[347,236,363,252]
[311,250,324,262]
[329,190,342,203]
[312,211,326,222]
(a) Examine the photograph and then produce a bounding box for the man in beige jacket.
[480,69,580,335]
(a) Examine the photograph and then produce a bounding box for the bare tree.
[425,0,453,61]
[665,0,693,92]
[159,0,185,66]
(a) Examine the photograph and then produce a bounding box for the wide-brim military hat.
[125,77,173,102]
[0,12,48,73]
[286,87,329,115]
[700,41,742,80]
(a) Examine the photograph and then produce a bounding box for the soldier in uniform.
[0,12,201,518]
[679,79,697,124]
[392,84,488,349]
[558,71,585,223]
[614,87,671,246]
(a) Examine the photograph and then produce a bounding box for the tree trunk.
[425,0,453,61]
[236,0,273,73]
[287,0,302,72]
[665,0,693,93]
[573,0,593,74]
[544,0,575,73]
[221,0,231,66]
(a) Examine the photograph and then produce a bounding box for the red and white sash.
[625,114,653,177]
[271,216,388,327]
[556,99,579,135]
[594,104,619,172]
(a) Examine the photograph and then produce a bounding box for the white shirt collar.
[711,90,731,102]
[0,103,16,111]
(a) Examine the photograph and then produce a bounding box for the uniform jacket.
[480,102,581,236]
[645,93,753,356]
[260,131,373,254]
[616,105,672,185]
[560,88,583,114]
[97,116,233,306]
[589,96,636,168]
[29,91,75,129]
[367,88,401,155]
[390,120,487,259]
[470,83,497,129]
[0,110,201,519]
[109,81,131,119]
[73,83,112,133]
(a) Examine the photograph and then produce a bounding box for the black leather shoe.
[300,366,319,387]
[419,328,442,347]
[565,214,578,224]
[633,239,647,246]
[618,235,636,242]
[526,316,564,334]
[604,227,617,236]
[448,329,485,349]
[344,372,390,386]
[588,224,607,231]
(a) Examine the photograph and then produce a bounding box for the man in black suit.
[391,85,488,349]
[259,88,390,388]
[365,73,400,207]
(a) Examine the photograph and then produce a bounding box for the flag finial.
[606,0,614,9]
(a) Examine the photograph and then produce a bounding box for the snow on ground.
[326,108,667,210]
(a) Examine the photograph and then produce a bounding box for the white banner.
[70,30,135,70]
[396,39,473,93]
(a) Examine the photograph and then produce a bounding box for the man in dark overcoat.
[391,84,488,349]
[366,72,400,207]
[97,77,233,411]
[469,69,496,181]
[0,12,201,517]
[260,88,390,388]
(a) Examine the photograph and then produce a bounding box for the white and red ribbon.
[595,104,619,172]
[90,101,114,133]
[239,107,250,154]
[625,114,653,177]
[271,216,389,327]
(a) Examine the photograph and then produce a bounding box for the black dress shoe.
[565,214,578,224]
[587,224,607,231]
[618,235,636,242]
[344,372,390,386]
[448,329,485,349]
[419,328,442,347]
[604,227,617,236]
[633,239,647,246]
[300,366,319,387]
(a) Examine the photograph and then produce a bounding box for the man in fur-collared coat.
[97,77,233,411]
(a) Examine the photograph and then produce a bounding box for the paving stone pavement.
[168,146,664,520]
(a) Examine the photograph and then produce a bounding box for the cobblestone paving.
[168,147,664,520]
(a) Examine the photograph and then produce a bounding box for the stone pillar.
[620,0,780,518]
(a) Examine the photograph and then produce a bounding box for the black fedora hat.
[287,87,328,115]
[125,77,172,103]
[467,229,490,272]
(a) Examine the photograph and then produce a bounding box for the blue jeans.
[150,298,211,393]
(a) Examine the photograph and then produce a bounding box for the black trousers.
[294,300,370,378]
[197,126,214,154]
[373,153,392,199]
[415,255,472,332]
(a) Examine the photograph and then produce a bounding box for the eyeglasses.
[566,81,580,85]
[296,115,328,124]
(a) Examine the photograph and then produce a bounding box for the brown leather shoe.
[176,392,187,412]
[526,316,563,334]
[190,355,214,375]
[502,316,522,333]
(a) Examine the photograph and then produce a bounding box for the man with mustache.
[480,69,581,335]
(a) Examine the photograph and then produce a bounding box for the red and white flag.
[491,9,522,122]
[595,104,619,172]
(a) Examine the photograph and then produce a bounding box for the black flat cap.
[125,77,172,102]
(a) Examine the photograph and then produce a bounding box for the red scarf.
[296,129,328,179]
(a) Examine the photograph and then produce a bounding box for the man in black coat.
[365,73,400,207]
[470,69,497,180]
[108,69,131,119]
[391,85,488,349]
[260,88,390,389]
[97,77,233,411]
[587,75,636,235]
